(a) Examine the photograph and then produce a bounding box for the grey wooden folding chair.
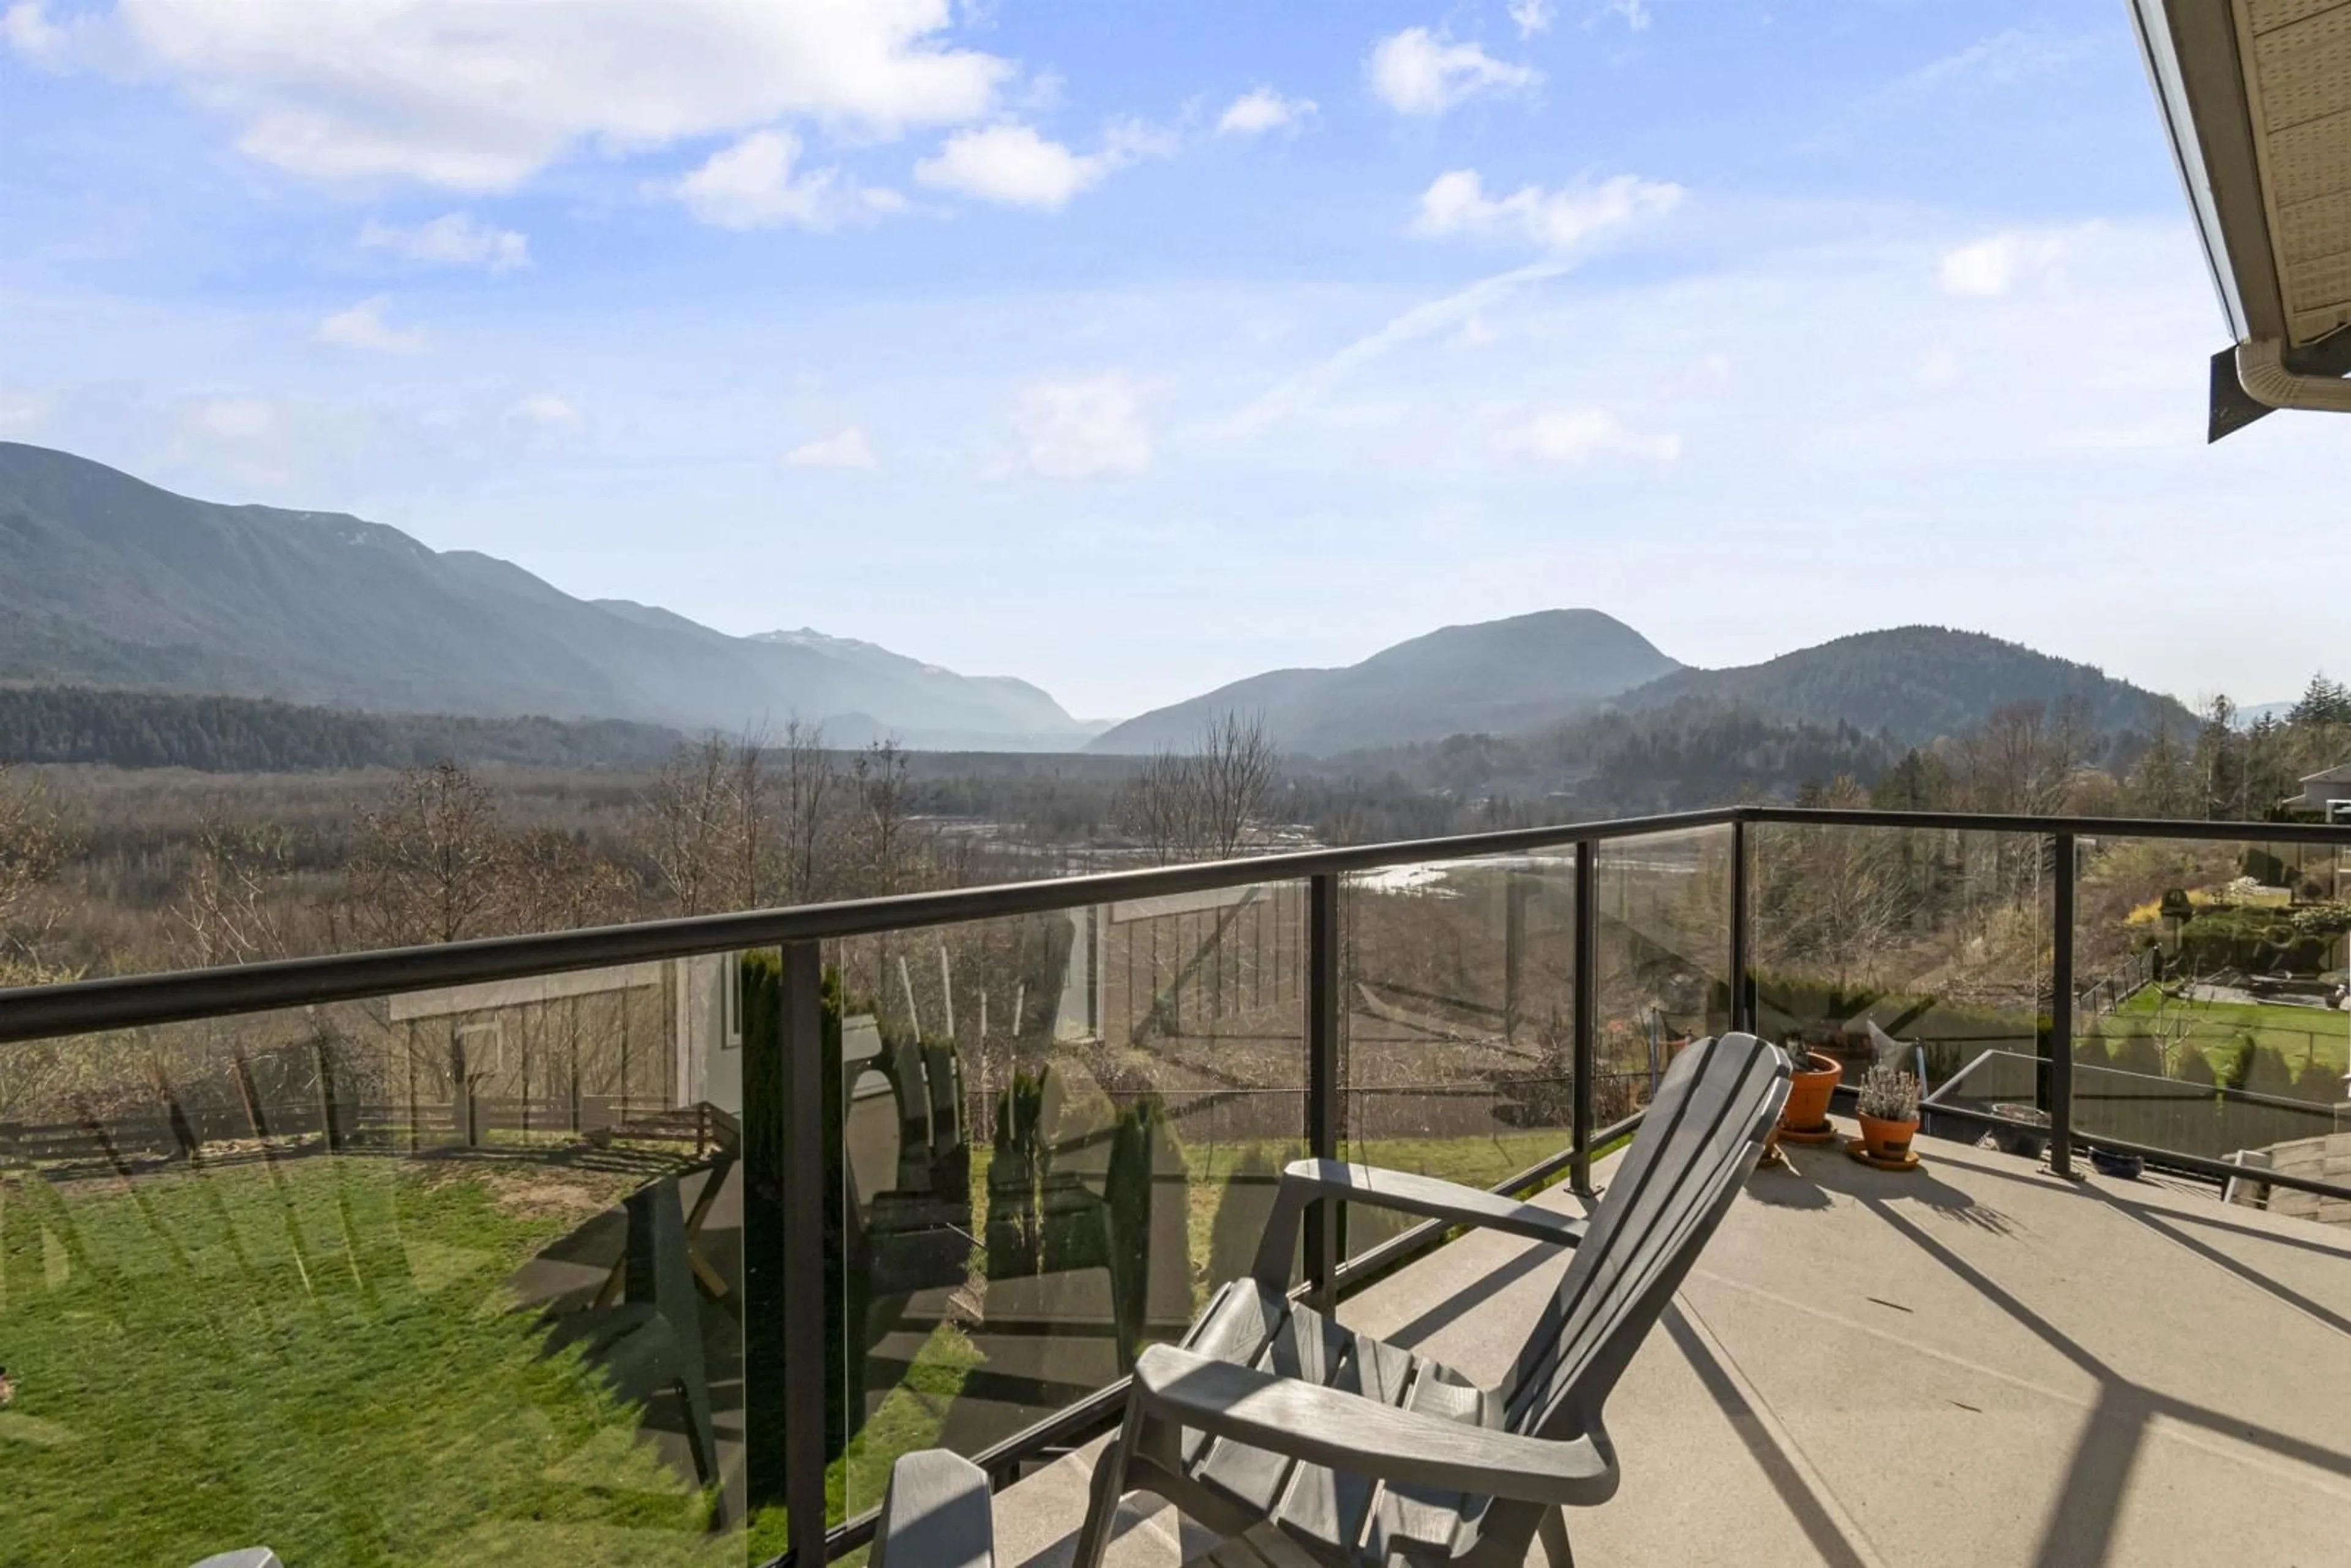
[1072,1032,1791,1568]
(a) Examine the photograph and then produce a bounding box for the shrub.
[2109,1032,2165,1079]
[2244,1044,2298,1097]
[2292,1057,2344,1103]
[2214,1033,2255,1092]
[1104,1095,1188,1359]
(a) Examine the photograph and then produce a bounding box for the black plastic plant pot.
[1988,1103,2049,1160]
[2089,1146,2145,1180]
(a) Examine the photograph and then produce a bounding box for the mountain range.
[1089,610,1681,754]
[4,441,2202,760]
[0,442,1090,748]
[1093,616,2194,755]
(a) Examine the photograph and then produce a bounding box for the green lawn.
[0,1149,742,1568]
[2110,989,2350,1076]
[1,1120,1595,1564]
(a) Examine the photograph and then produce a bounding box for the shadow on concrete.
[1380,1232,1570,1349]
[1659,1304,1876,1568]
[2092,1192,2351,1341]
[1862,1186,2351,1568]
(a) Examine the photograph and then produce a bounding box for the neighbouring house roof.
[2131,0,2351,438]
[2283,758,2351,811]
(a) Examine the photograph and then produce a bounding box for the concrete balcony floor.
[991,1122,2351,1568]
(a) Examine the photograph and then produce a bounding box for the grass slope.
[0,1151,733,1568]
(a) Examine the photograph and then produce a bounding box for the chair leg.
[1071,1409,1144,1568]
[1537,1507,1575,1568]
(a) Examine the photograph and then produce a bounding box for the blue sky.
[3,0,2343,720]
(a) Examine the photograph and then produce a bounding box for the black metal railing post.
[1730,816,1752,1035]
[2049,832,2077,1179]
[1571,841,1597,1196]
[779,940,830,1563]
[1304,872,1341,1308]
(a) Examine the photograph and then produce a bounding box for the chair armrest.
[1132,1346,1616,1508]
[1251,1159,1586,1287]
[872,1449,994,1568]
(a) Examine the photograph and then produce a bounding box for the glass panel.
[2067,835,2346,1188]
[1751,823,2048,1100]
[1340,853,1577,1259]
[0,964,749,1566]
[829,880,1306,1523]
[1593,827,1733,1123]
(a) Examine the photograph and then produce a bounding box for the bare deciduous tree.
[503,827,636,934]
[778,719,835,904]
[1758,776,1919,988]
[171,815,296,967]
[645,735,735,917]
[1118,711,1281,864]
[1953,699,2091,817]
[849,738,921,894]
[346,762,508,946]
[0,764,72,980]
[730,726,773,909]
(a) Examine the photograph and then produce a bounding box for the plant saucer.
[1847,1138,1921,1172]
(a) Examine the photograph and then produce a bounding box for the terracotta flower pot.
[1858,1112,1918,1162]
[1780,1049,1842,1133]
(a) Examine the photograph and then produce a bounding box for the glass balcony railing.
[1,805,2345,1566]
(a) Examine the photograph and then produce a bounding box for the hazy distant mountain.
[1090,609,1682,756]
[1095,615,2196,759]
[0,442,1085,745]
[1608,627,2195,746]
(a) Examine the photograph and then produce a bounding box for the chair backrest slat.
[1502,1033,1788,1437]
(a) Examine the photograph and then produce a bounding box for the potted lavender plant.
[1855,1063,1921,1163]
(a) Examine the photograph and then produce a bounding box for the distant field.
[2110,989,2349,1076]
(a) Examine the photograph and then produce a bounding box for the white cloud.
[1217,87,1315,137]
[508,392,582,429]
[1,0,74,64]
[1496,408,1682,464]
[1411,170,1683,250]
[0,387,54,435]
[1937,228,2088,296]
[184,396,276,439]
[1509,1,1555,38]
[1224,259,1573,437]
[312,296,427,353]
[915,121,1172,209]
[1607,0,1652,32]
[1015,375,1149,477]
[1367,28,1539,116]
[358,211,528,271]
[22,0,1013,192]
[1897,28,2101,97]
[786,427,878,470]
[672,129,900,231]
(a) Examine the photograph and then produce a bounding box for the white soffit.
[2243,0,2351,345]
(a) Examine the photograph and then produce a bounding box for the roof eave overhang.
[2130,0,2351,438]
